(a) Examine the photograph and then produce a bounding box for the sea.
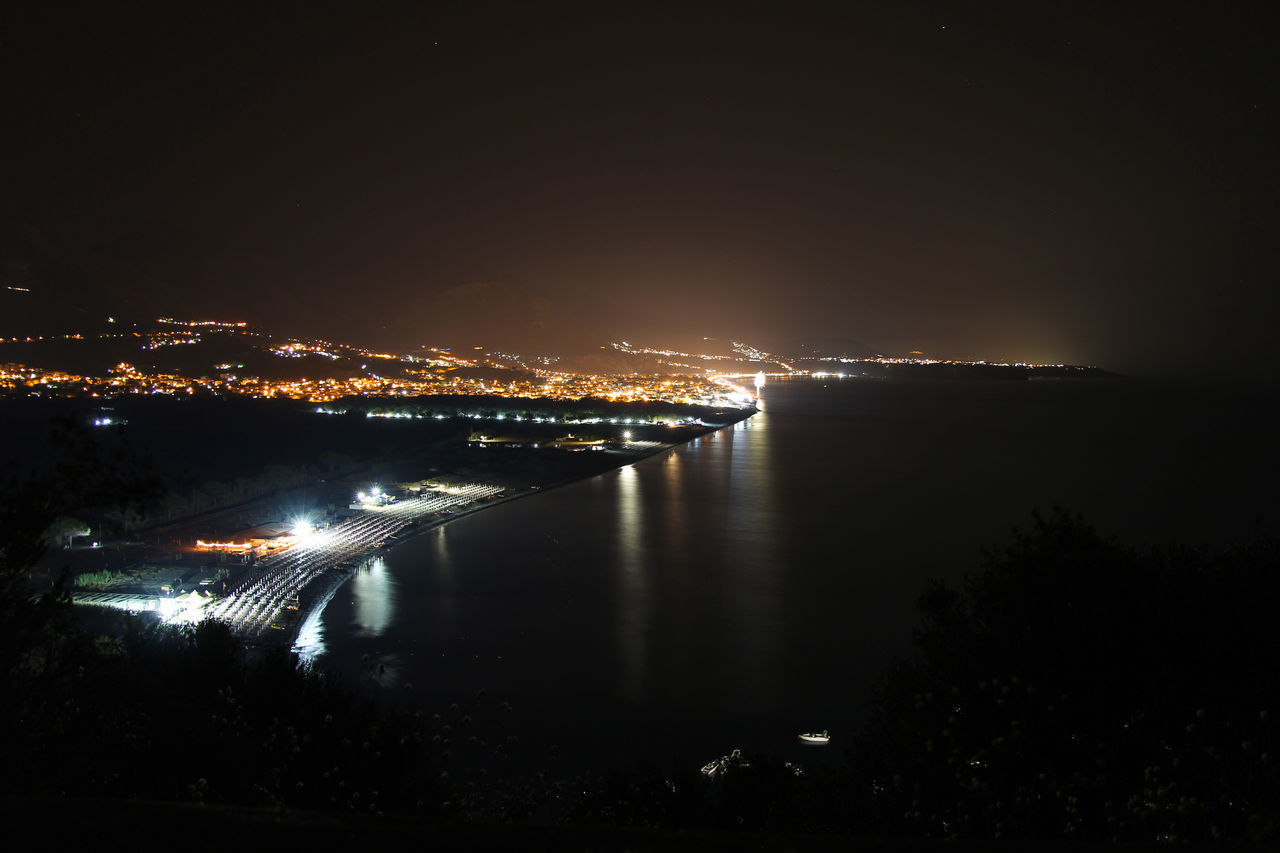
[295,375,1280,773]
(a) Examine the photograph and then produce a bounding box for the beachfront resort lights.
[356,487,390,506]
[157,590,211,624]
[196,539,256,552]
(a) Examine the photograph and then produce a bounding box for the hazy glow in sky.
[1,3,1274,374]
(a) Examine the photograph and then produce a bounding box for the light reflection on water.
[615,464,648,700]
[352,556,396,637]
[428,525,459,646]
[294,556,398,664]
[292,577,341,663]
[723,402,781,711]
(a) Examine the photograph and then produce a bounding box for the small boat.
[798,729,830,745]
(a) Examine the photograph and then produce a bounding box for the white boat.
[798,729,830,745]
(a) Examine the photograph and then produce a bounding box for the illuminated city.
[0,318,1098,407]
[0,319,768,406]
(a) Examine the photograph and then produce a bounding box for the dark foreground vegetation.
[856,512,1280,843]
[3,423,1277,844]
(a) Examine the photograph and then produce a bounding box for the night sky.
[3,2,1275,374]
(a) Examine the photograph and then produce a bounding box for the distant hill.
[0,311,1111,381]
[767,336,881,360]
[0,316,763,382]
[0,287,123,339]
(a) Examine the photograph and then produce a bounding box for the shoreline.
[277,416,752,654]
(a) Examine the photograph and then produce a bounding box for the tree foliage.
[0,418,162,694]
[852,510,1280,843]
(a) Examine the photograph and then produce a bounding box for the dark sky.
[2,1,1275,374]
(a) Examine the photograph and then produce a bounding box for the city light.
[0,328,774,407]
[157,590,212,624]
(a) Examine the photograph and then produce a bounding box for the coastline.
[279,414,753,654]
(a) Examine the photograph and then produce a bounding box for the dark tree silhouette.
[852,510,1280,843]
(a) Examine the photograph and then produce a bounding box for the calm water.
[298,377,1280,771]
